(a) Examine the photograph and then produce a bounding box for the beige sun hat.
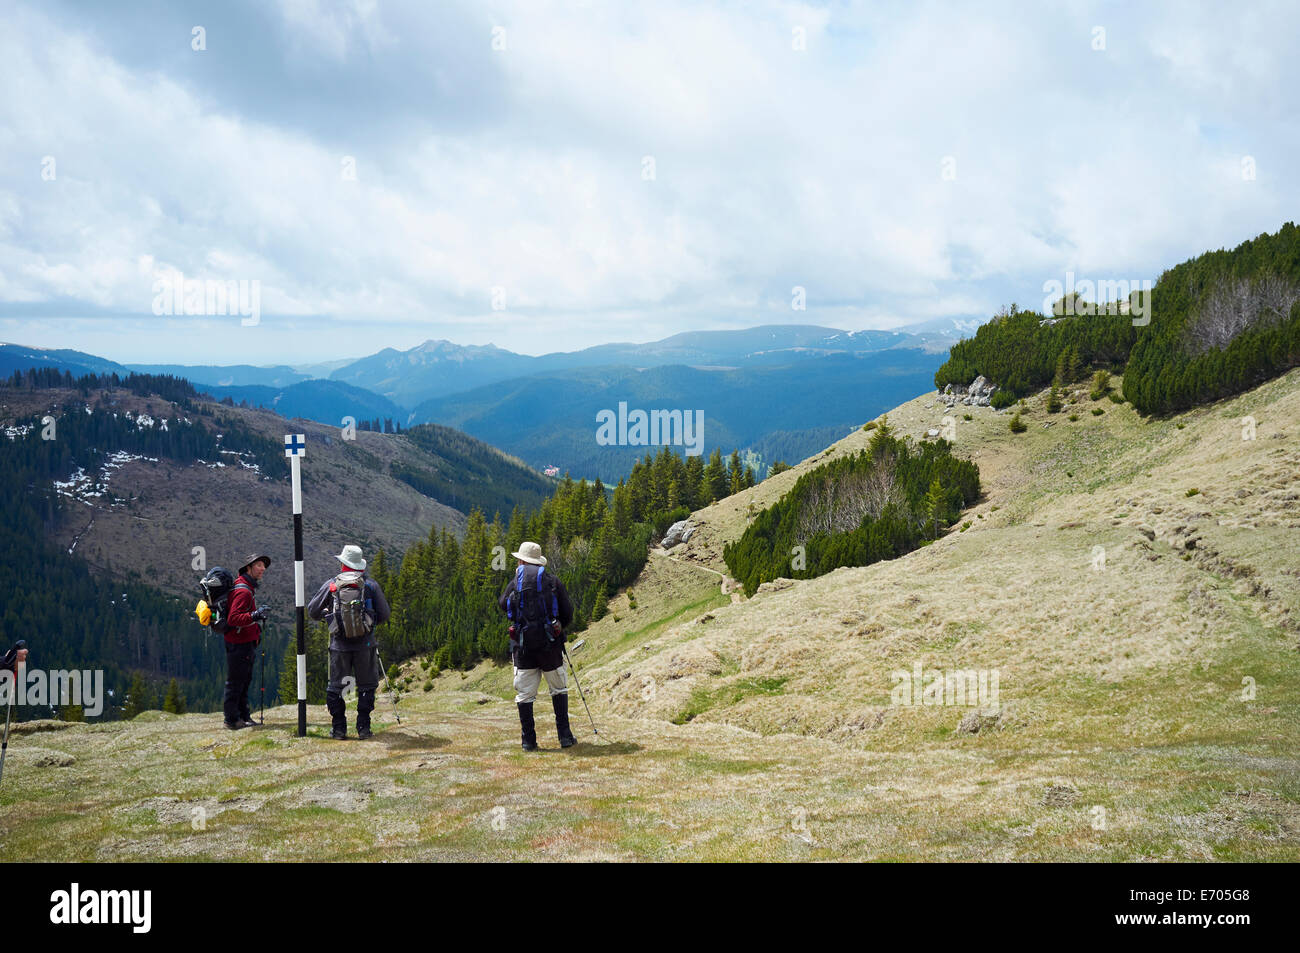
[336,545,367,571]
[511,541,547,566]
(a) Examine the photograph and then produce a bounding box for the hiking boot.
[224,720,244,731]
[356,724,373,740]
[330,707,348,741]
[239,718,259,728]
[518,701,538,751]
[553,692,577,748]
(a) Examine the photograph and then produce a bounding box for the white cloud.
[0,0,1297,362]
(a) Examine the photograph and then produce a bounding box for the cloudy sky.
[0,0,1296,364]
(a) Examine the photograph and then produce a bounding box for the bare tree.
[1186,275,1300,355]
[795,452,907,541]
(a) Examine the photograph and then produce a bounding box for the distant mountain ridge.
[196,378,407,428]
[327,324,943,407]
[2,323,954,481]
[409,349,946,481]
[0,343,131,379]
[129,362,313,388]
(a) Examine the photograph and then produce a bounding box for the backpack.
[330,571,374,640]
[507,565,559,654]
[195,567,252,635]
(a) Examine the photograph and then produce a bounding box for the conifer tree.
[922,479,946,539]
[123,673,153,718]
[61,703,86,722]
[727,450,744,495]
[704,448,727,502]
[162,677,186,714]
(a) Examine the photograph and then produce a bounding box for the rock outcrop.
[940,375,999,407]
[661,520,697,549]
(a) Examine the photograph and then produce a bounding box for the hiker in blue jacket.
[307,545,391,740]
[498,541,575,751]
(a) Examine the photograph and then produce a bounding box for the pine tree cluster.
[723,422,980,596]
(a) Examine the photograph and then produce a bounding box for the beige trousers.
[513,665,567,704]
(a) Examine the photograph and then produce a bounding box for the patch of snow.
[53,453,157,505]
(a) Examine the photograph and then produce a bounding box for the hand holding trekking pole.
[1,641,27,787]
[375,644,401,725]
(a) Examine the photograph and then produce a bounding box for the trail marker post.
[285,433,307,736]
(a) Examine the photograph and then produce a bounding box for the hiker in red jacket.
[1,642,27,678]
[223,553,271,730]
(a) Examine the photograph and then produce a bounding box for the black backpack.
[197,567,252,635]
[508,565,558,653]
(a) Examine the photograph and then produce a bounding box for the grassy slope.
[3,372,1297,860]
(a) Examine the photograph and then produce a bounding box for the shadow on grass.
[376,732,452,752]
[565,740,642,757]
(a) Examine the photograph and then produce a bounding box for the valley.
[4,367,1296,860]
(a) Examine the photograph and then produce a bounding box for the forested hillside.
[393,423,554,517]
[1124,223,1300,414]
[0,370,292,715]
[934,305,1135,404]
[0,370,507,715]
[933,223,1300,415]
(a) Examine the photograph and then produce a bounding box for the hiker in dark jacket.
[307,545,391,740]
[224,553,271,730]
[497,541,575,751]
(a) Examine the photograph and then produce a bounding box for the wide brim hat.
[238,553,271,575]
[512,541,547,566]
[336,545,367,571]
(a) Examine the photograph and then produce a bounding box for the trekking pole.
[259,641,266,726]
[0,691,13,787]
[374,644,401,725]
[0,643,24,787]
[562,646,600,740]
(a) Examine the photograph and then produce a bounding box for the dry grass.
[3,371,1297,860]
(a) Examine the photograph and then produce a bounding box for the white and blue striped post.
[284,433,307,736]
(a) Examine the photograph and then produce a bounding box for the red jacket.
[224,573,262,644]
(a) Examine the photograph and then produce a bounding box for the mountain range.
[1,324,954,480]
